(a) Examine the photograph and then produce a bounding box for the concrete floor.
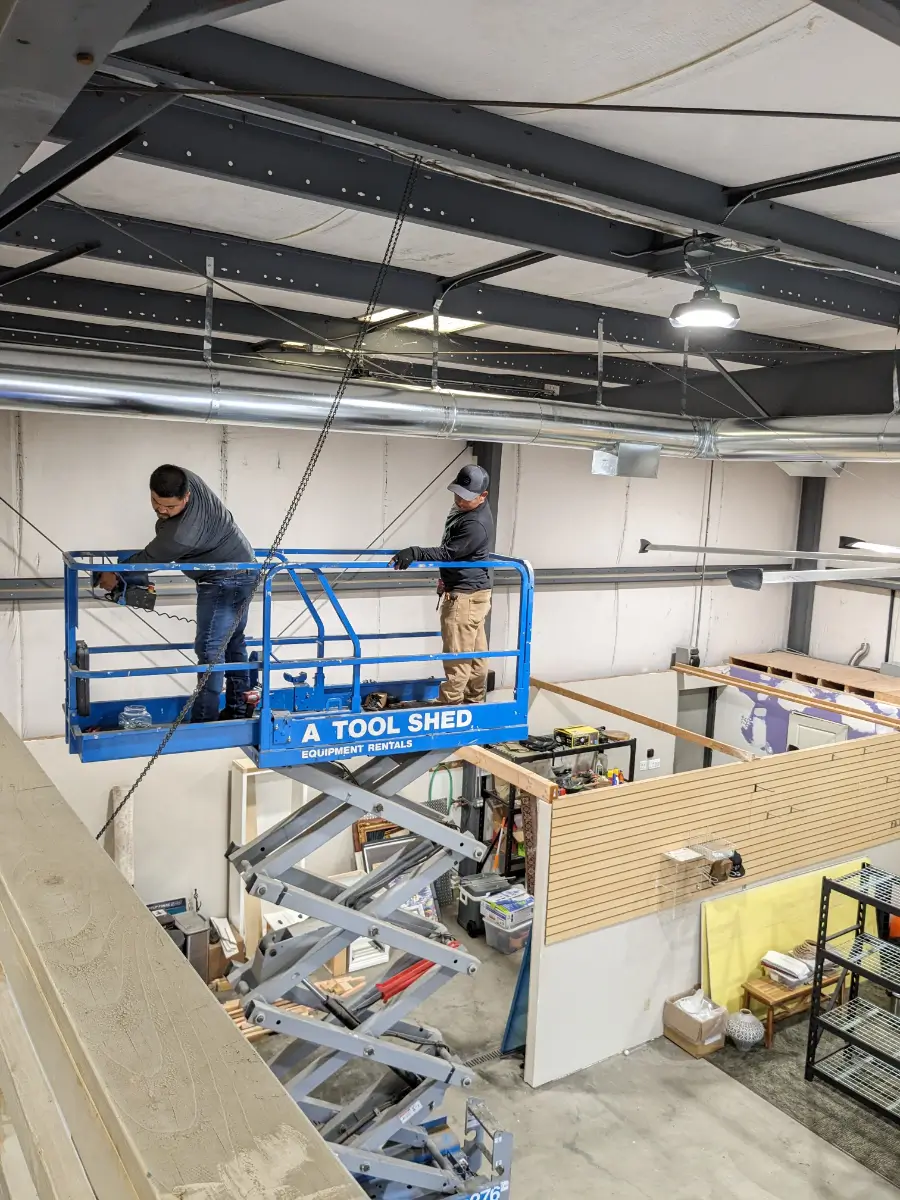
[256,925,897,1200]
[417,932,898,1200]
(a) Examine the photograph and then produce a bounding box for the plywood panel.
[0,717,364,1200]
[545,731,900,945]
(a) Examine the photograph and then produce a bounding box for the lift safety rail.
[63,548,534,767]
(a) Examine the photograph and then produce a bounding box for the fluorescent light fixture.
[400,315,484,334]
[728,565,900,590]
[640,539,900,563]
[360,307,410,325]
[669,284,740,330]
[839,535,900,555]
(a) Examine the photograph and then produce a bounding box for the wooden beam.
[0,717,364,1200]
[673,663,900,732]
[530,676,755,762]
[456,744,560,802]
[0,968,94,1200]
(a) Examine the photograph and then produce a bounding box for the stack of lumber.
[224,975,365,1041]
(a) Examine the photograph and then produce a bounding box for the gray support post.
[787,476,826,654]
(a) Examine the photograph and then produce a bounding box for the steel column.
[787,476,827,654]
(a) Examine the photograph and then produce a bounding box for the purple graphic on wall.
[726,666,900,756]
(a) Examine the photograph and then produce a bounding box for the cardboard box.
[663,989,727,1058]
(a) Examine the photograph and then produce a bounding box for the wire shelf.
[831,866,900,917]
[815,1045,900,1115]
[819,997,900,1064]
[827,932,900,991]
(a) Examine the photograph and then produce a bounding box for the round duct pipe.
[0,348,897,462]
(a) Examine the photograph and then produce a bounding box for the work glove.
[390,547,418,570]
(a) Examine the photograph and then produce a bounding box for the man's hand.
[96,571,119,592]
[390,548,417,571]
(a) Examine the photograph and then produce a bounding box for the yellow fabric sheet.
[701,860,868,1012]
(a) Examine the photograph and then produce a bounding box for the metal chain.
[95,156,422,841]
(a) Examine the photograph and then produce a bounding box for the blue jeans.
[192,573,256,722]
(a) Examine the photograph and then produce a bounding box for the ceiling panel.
[224,2,900,238]
[224,0,803,110]
[21,145,519,274]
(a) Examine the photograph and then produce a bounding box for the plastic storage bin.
[483,911,532,955]
[480,886,534,931]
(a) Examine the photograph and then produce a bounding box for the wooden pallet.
[224,975,366,1042]
[729,651,900,704]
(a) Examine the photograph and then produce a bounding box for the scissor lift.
[64,548,533,1200]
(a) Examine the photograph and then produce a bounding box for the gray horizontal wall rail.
[0,563,792,606]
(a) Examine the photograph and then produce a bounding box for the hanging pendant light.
[669,283,740,330]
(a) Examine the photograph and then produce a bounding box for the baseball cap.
[448,464,490,501]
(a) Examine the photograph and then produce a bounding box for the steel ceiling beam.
[0,241,98,286]
[0,91,175,232]
[0,202,829,367]
[813,0,900,47]
[0,0,150,190]
[115,0,286,51]
[591,350,900,418]
[725,150,900,207]
[50,80,900,330]
[0,290,708,390]
[114,27,900,292]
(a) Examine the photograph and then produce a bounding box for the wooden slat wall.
[545,732,900,945]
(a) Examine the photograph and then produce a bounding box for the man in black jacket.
[391,464,494,705]
[96,465,257,722]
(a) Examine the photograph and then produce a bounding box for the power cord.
[94,155,423,842]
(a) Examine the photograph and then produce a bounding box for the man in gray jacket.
[97,465,256,722]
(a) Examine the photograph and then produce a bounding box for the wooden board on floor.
[0,716,364,1200]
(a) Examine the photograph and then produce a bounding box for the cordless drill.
[91,572,157,611]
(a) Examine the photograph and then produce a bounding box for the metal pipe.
[5,348,900,462]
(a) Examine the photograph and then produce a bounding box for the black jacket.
[412,501,494,593]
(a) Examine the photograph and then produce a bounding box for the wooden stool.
[741,970,845,1049]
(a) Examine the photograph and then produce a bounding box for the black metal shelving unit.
[806,864,900,1123]
[478,735,638,877]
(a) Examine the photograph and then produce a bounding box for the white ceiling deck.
[1,0,898,401]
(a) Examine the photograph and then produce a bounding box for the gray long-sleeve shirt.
[129,470,254,581]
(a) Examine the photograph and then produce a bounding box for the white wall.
[493,446,797,681]
[527,836,900,1087]
[0,407,798,914]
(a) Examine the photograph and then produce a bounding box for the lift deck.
[63,547,534,1200]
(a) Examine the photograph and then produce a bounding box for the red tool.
[376,945,460,1002]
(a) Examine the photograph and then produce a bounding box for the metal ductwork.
[0,348,899,462]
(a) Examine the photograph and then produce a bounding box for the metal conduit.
[0,347,898,461]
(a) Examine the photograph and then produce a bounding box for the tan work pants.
[439,589,492,705]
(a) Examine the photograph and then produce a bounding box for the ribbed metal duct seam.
[0,347,896,462]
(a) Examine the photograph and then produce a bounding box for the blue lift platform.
[64,547,534,1200]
